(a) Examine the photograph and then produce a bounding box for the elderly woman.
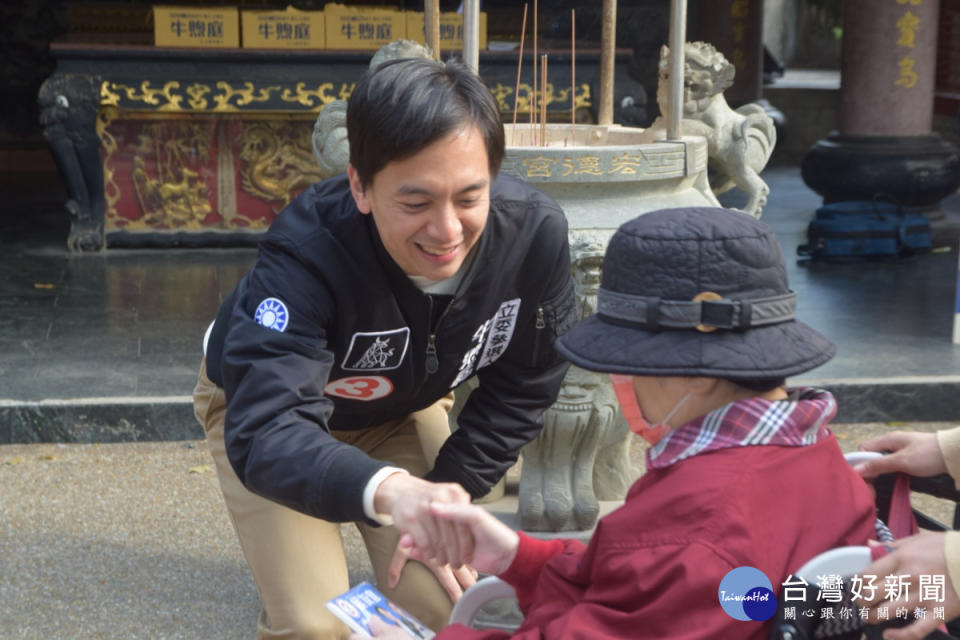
[359,206,880,640]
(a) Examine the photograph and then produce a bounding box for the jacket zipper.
[531,306,545,366]
[425,334,439,375]
[425,295,454,378]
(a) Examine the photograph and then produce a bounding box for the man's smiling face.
[348,124,491,281]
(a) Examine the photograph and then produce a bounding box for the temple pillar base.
[801,133,960,217]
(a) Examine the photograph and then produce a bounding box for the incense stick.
[531,0,538,146]
[425,0,440,61]
[511,4,529,146]
[571,9,576,146]
[599,0,616,125]
[541,54,548,146]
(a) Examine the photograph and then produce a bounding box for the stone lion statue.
[645,41,776,217]
[312,40,433,176]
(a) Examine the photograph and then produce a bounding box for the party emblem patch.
[254,297,289,332]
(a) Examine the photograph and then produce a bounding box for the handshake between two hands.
[373,473,520,603]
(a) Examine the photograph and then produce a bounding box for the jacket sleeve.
[221,237,390,524]
[424,208,577,498]
[437,541,742,640]
[435,626,511,640]
[499,533,583,611]
[433,535,578,640]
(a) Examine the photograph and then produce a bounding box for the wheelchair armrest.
[846,452,960,532]
[793,545,872,582]
[448,576,518,628]
[909,474,960,504]
[875,472,960,532]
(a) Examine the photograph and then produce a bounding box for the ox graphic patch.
[341,327,410,372]
[255,297,289,332]
[451,298,521,388]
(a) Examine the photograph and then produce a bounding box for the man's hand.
[405,502,520,577]
[374,474,471,566]
[858,532,960,639]
[855,431,948,480]
[387,541,477,602]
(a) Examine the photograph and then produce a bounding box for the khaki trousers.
[192,362,455,639]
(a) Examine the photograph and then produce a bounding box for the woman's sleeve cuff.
[498,532,566,610]
[937,427,960,489]
[944,531,960,602]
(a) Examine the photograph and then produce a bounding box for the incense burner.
[501,123,719,228]
[501,123,719,532]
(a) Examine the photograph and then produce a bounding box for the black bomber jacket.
[205,173,576,524]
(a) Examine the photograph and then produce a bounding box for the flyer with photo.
[325,582,436,639]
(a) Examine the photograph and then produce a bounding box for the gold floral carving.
[212,81,283,111]
[99,80,356,113]
[186,83,212,110]
[101,80,184,111]
[97,106,123,220]
[280,82,337,108]
[490,82,592,114]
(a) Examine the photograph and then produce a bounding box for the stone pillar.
[841,0,936,135]
[802,0,960,213]
[691,0,764,106]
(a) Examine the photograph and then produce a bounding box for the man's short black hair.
[346,57,505,189]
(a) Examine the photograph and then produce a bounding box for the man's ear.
[347,164,371,214]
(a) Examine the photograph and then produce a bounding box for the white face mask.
[610,375,693,445]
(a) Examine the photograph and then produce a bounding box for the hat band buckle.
[596,287,797,332]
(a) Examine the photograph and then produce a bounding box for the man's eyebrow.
[456,180,489,194]
[394,180,489,197]
[394,184,433,197]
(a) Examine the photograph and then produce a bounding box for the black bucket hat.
[555,207,835,379]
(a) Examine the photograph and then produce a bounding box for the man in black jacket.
[193,57,576,638]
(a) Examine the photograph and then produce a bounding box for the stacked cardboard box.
[153,4,486,51]
[242,6,326,49]
[153,6,240,48]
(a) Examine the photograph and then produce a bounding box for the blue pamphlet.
[325,582,436,639]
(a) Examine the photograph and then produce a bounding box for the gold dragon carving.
[239,120,325,206]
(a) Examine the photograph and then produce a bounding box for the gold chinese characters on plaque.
[242,7,325,49]
[153,6,240,48]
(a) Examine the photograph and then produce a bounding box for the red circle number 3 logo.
[324,376,394,401]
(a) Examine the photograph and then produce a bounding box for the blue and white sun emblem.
[254,297,289,332]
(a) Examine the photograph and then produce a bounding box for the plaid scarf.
[647,388,836,470]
